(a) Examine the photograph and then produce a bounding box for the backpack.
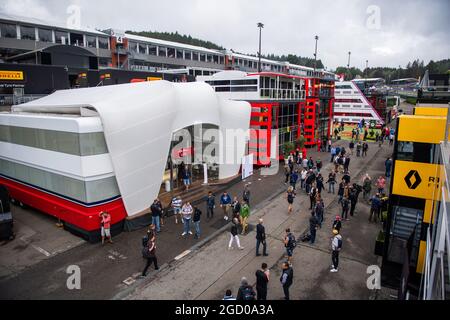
[142,242,155,258]
[287,234,297,248]
[287,193,294,202]
[336,237,343,251]
[142,235,149,247]
[241,286,256,300]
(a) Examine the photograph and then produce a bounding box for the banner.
[0,71,24,81]
[242,154,254,180]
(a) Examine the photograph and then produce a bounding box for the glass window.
[148,44,157,55]
[184,51,192,60]
[98,37,109,49]
[176,49,183,59]
[207,54,213,63]
[158,47,167,57]
[38,28,52,42]
[138,43,146,54]
[193,52,199,61]
[128,41,138,53]
[219,56,224,65]
[200,53,206,62]
[86,35,96,48]
[0,23,17,38]
[167,47,175,58]
[20,25,36,40]
[213,55,219,64]
[55,30,68,44]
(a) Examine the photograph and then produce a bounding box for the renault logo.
[404,170,422,189]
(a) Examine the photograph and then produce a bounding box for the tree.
[283,142,296,157]
[295,135,306,149]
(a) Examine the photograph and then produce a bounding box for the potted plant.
[283,142,295,158]
[374,230,385,256]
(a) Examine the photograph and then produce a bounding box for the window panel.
[55,30,68,44]
[86,35,96,48]
[148,45,157,55]
[158,47,167,57]
[20,25,35,40]
[138,43,147,54]
[193,52,199,60]
[0,23,17,38]
[38,28,53,42]
[98,37,109,49]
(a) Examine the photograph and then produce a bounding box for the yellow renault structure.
[382,79,450,297]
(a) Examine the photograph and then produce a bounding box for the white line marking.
[31,245,51,257]
[174,250,191,261]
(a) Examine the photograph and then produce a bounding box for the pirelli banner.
[393,160,443,201]
[0,71,24,81]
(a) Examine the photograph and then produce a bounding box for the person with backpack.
[348,186,358,217]
[309,211,319,244]
[99,211,113,245]
[171,196,183,224]
[284,228,296,264]
[309,185,318,210]
[243,185,251,206]
[256,218,268,257]
[330,229,343,273]
[205,192,215,220]
[141,232,159,276]
[316,174,324,194]
[307,157,314,170]
[220,192,232,221]
[315,199,325,228]
[231,197,241,220]
[286,186,296,214]
[240,201,250,235]
[327,171,336,194]
[369,193,382,223]
[290,170,299,190]
[150,199,162,234]
[193,206,202,239]
[341,196,350,221]
[362,174,372,201]
[362,142,369,157]
[181,202,193,237]
[305,170,316,194]
[255,263,270,300]
[280,262,294,300]
[332,216,342,232]
[236,277,256,301]
[228,218,244,250]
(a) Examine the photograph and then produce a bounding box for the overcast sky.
[1,0,449,70]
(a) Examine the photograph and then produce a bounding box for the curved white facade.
[14,81,251,217]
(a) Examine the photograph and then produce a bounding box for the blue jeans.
[256,239,267,255]
[152,216,160,232]
[183,218,191,234]
[194,221,201,237]
[328,182,335,193]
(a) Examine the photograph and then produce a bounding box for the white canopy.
[14,81,251,217]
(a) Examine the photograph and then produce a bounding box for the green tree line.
[334,59,450,82]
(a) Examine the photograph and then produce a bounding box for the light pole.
[347,51,351,80]
[365,60,369,79]
[313,35,319,73]
[257,22,264,73]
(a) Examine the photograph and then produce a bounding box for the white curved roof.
[14,81,251,217]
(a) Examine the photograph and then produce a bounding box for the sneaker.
[188,231,193,235]
[181,232,187,236]
[330,268,338,273]
[263,254,269,257]
[155,267,160,270]
[224,216,229,221]
[256,254,261,257]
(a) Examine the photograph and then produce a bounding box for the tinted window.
[139,43,146,54]
[98,37,109,49]
[86,35,96,48]
[148,45,157,55]
[158,47,167,57]
[38,28,53,42]
[0,23,17,38]
[20,25,35,40]
[55,30,68,44]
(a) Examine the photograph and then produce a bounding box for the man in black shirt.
[255,263,270,300]
[256,218,268,256]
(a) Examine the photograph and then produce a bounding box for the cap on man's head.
[333,229,339,235]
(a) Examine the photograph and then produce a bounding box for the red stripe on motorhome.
[0,177,127,231]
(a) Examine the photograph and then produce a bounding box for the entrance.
[159,124,220,196]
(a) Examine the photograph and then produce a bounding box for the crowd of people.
[114,120,398,298]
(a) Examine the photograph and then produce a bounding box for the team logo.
[404,170,422,189]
